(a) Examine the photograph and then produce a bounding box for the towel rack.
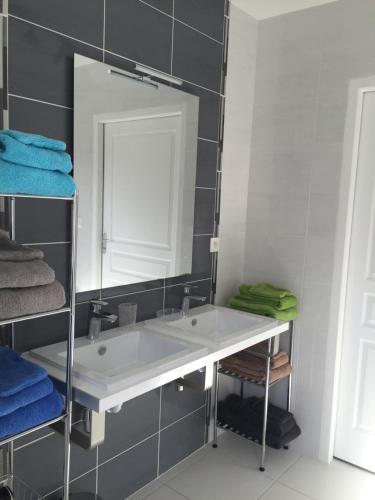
[0,193,77,500]
[211,321,294,472]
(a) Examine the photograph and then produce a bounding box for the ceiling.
[230,0,337,19]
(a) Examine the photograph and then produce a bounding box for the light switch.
[210,237,220,253]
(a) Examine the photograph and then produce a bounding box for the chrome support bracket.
[53,410,106,450]
[175,364,214,392]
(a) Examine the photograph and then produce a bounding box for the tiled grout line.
[156,387,163,476]
[98,432,159,468]
[160,405,206,433]
[8,93,73,111]
[197,137,218,144]
[138,0,223,45]
[170,0,174,75]
[8,14,103,51]
[43,464,100,499]
[102,0,106,63]
[174,18,223,45]
[165,277,212,289]
[160,483,192,500]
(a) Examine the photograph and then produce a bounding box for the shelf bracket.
[175,364,214,392]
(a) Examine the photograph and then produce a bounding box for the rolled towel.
[0,160,76,197]
[0,130,66,152]
[0,259,55,288]
[0,347,48,397]
[0,377,53,417]
[0,280,66,320]
[0,133,72,174]
[0,388,64,438]
[0,230,44,261]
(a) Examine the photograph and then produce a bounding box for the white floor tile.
[159,444,210,484]
[165,451,273,500]
[143,485,190,500]
[279,456,375,500]
[126,480,163,500]
[260,483,313,500]
[212,432,300,479]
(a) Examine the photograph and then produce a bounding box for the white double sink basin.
[26,305,289,413]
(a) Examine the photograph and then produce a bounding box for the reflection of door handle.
[102,233,110,254]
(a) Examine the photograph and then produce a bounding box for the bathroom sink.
[147,304,289,356]
[26,324,209,412]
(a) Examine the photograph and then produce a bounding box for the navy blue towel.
[0,377,53,417]
[0,389,64,438]
[0,347,47,397]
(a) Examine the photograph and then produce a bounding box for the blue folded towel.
[0,347,48,397]
[0,160,76,197]
[0,133,72,173]
[0,389,64,438]
[0,130,66,151]
[0,377,53,417]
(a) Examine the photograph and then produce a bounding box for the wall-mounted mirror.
[74,55,199,293]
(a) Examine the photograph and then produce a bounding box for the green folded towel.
[228,296,298,321]
[238,283,297,311]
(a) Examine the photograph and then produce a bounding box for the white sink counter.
[25,306,289,413]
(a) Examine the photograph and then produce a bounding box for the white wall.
[215,5,258,307]
[243,0,375,457]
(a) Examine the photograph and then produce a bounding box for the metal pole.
[260,337,272,472]
[63,195,78,500]
[7,197,15,481]
[212,361,219,448]
[287,321,294,413]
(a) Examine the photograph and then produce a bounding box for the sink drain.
[98,346,107,356]
[191,318,198,326]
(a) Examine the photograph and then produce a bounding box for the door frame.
[319,77,375,463]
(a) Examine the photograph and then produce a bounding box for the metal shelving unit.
[1,474,42,500]
[0,193,77,500]
[212,321,294,472]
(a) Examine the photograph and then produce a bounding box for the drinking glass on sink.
[119,302,138,328]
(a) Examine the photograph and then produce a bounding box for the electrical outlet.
[210,237,220,253]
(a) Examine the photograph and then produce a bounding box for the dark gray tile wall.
[6,1,226,498]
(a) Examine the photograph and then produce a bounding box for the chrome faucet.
[88,300,118,341]
[181,285,207,317]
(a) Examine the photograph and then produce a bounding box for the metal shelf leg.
[212,361,219,448]
[284,321,294,450]
[260,337,272,472]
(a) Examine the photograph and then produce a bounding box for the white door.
[335,90,375,472]
[102,111,186,287]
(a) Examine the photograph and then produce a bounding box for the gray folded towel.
[0,280,66,320]
[0,260,55,288]
[0,229,44,261]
